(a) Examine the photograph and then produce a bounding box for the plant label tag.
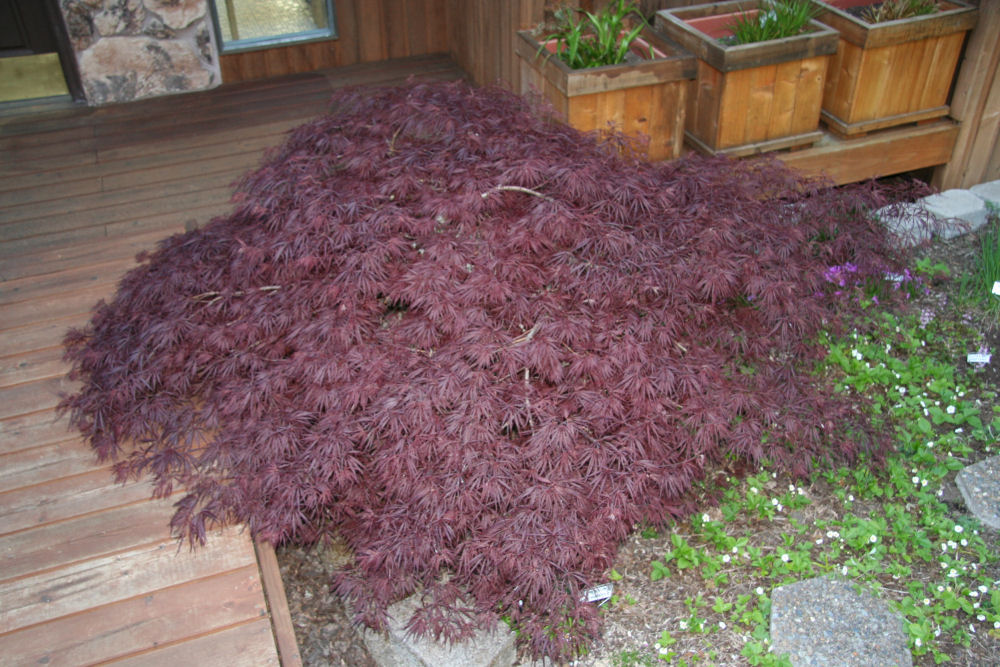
[993,281,1000,296]
[885,272,904,283]
[967,353,992,365]
[580,583,614,604]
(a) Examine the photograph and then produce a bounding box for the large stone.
[60,0,101,51]
[143,0,207,30]
[956,455,1000,531]
[79,36,214,104]
[93,0,146,36]
[359,593,517,667]
[771,576,911,666]
[875,201,938,247]
[922,189,990,234]
[970,180,1000,211]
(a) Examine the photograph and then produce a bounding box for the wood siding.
[220,0,450,82]
[934,0,1000,189]
[448,0,545,89]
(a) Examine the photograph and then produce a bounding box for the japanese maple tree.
[63,80,918,659]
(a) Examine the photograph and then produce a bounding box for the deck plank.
[0,526,255,632]
[105,618,281,667]
[0,567,268,667]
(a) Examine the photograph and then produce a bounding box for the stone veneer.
[59,0,220,105]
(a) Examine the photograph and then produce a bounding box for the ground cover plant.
[63,80,926,660]
[573,228,1000,666]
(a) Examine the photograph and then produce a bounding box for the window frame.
[208,0,338,55]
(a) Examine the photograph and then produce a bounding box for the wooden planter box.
[812,0,978,136]
[656,1,839,156]
[515,26,696,160]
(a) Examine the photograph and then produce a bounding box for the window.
[209,0,336,54]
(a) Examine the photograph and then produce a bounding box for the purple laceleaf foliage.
[62,80,923,660]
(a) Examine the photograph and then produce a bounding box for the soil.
[276,220,1000,666]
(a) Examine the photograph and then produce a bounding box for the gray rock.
[956,455,1000,531]
[969,180,1000,210]
[359,593,517,667]
[922,189,989,234]
[771,576,911,667]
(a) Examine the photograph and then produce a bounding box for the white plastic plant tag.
[993,281,1000,296]
[581,583,614,604]
[885,272,905,282]
[967,353,992,365]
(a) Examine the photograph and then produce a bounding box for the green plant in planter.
[545,0,649,69]
[727,0,819,45]
[860,0,938,23]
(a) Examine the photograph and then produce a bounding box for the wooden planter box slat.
[516,27,696,160]
[814,0,978,136]
[657,2,838,155]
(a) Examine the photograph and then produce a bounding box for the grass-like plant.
[727,0,819,45]
[959,209,1000,317]
[62,80,923,661]
[860,0,939,23]
[544,0,649,69]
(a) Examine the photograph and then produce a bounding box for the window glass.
[210,0,336,53]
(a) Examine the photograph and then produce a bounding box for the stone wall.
[59,0,220,105]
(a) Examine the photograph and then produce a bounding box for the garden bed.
[276,220,1000,666]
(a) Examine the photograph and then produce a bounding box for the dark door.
[1,0,58,56]
[0,0,83,102]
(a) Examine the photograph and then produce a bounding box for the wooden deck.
[0,53,464,666]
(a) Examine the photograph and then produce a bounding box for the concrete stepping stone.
[956,455,1000,531]
[359,592,517,667]
[770,576,911,667]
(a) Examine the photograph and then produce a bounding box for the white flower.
[923,598,931,605]
[719,621,727,629]
[955,525,964,533]
[732,546,738,554]
[994,621,1000,630]
[750,487,758,494]
[946,405,956,414]
[915,638,922,647]
[961,539,968,546]
[978,585,988,593]
[723,554,731,563]
[756,587,764,595]
[816,538,823,545]
[659,646,670,655]
[970,590,979,598]
[848,494,855,502]
[679,620,688,630]
[771,498,779,506]
[912,475,920,484]
[702,513,710,523]
[869,535,878,544]
[955,428,964,433]
[780,553,790,562]
[948,569,959,578]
